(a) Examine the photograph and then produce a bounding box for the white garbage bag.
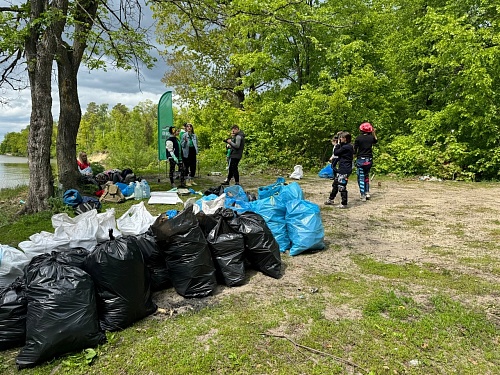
[289,165,303,180]
[117,202,156,236]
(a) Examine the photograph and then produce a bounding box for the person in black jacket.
[166,126,186,188]
[222,125,245,185]
[324,132,354,208]
[354,122,378,201]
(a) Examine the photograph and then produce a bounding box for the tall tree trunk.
[55,0,98,190]
[21,0,65,213]
[56,50,82,191]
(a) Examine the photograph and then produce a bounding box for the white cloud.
[0,63,171,142]
[0,4,172,143]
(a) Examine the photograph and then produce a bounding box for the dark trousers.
[329,173,349,205]
[182,147,197,178]
[169,159,185,186]
[226,158,241,183]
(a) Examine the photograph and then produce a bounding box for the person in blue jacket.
[181,123,199,185]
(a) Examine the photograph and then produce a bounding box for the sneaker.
[360,194,367,202]
[235,182,240,186]
[337,204,347,209]
[221,180,229,185]
[324,199,335,205]
[366,193,371,200]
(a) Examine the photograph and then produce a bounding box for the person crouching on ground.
[166,126,186,188]
[222,125,245,186]
[354,122,377,201]
[77,152,93,176]
[325,132,354,209]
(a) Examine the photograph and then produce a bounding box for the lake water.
[0,155,31,189]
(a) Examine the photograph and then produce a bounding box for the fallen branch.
[260,333,368,374]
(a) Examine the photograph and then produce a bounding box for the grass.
[1,177,500,374]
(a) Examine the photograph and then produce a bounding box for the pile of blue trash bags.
[195,177,325,256]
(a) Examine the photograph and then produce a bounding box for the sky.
[0,55,170,143]
[0,1,171,143]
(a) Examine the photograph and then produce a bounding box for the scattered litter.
[419,175,442,181]
[147,191,183,205]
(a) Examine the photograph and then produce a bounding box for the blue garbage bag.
[224,185,248,209]
[257,177,286,199]
[286,199,325,256]
[318,163,334,178]
[249,196,290,252]
[274,182,304,205]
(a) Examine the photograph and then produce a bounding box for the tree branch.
[260,333,368,374]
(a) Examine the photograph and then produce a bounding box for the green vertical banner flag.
[157,91,173,160]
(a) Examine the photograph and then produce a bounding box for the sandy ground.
[152,176,500,322]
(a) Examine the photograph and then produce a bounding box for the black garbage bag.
[25,248,89,282]
[228,211,282,279]
[153,209,216,298]
[133,233,171,292]
[0,278,27,351]
[16,256,105,369]
[83,230,157,331]
[207,212,246,287]
[203,185,225,196]
[51,246,89,268]
[195,211,219,238]
[151,206,198,241]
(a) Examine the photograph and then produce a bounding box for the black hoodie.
[227,130,245,159]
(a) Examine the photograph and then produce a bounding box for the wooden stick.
[260,333,368,374]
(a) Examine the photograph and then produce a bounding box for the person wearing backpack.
[166,126,186,188]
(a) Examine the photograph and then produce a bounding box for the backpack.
[63,189,83,207]
[95,172,110,186]
[75,196,102,215]
[121,168,134,180]
[99,183,125,203]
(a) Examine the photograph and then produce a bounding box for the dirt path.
[153,176,500,319]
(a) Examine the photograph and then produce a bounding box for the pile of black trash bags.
[0,205,281,369]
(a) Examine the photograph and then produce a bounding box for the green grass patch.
[351,255,500,296]
[424,245,456,257]
[458,255,500,276]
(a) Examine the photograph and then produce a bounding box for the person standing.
[324,132,354,208]
[179,123,188,142]
[181,123,199,185]
[328,132,342,179]
[354,122,377,201]
[222,125,245,186]
[166,126,186,188]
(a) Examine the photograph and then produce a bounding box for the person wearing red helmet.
[354,122,377,201]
